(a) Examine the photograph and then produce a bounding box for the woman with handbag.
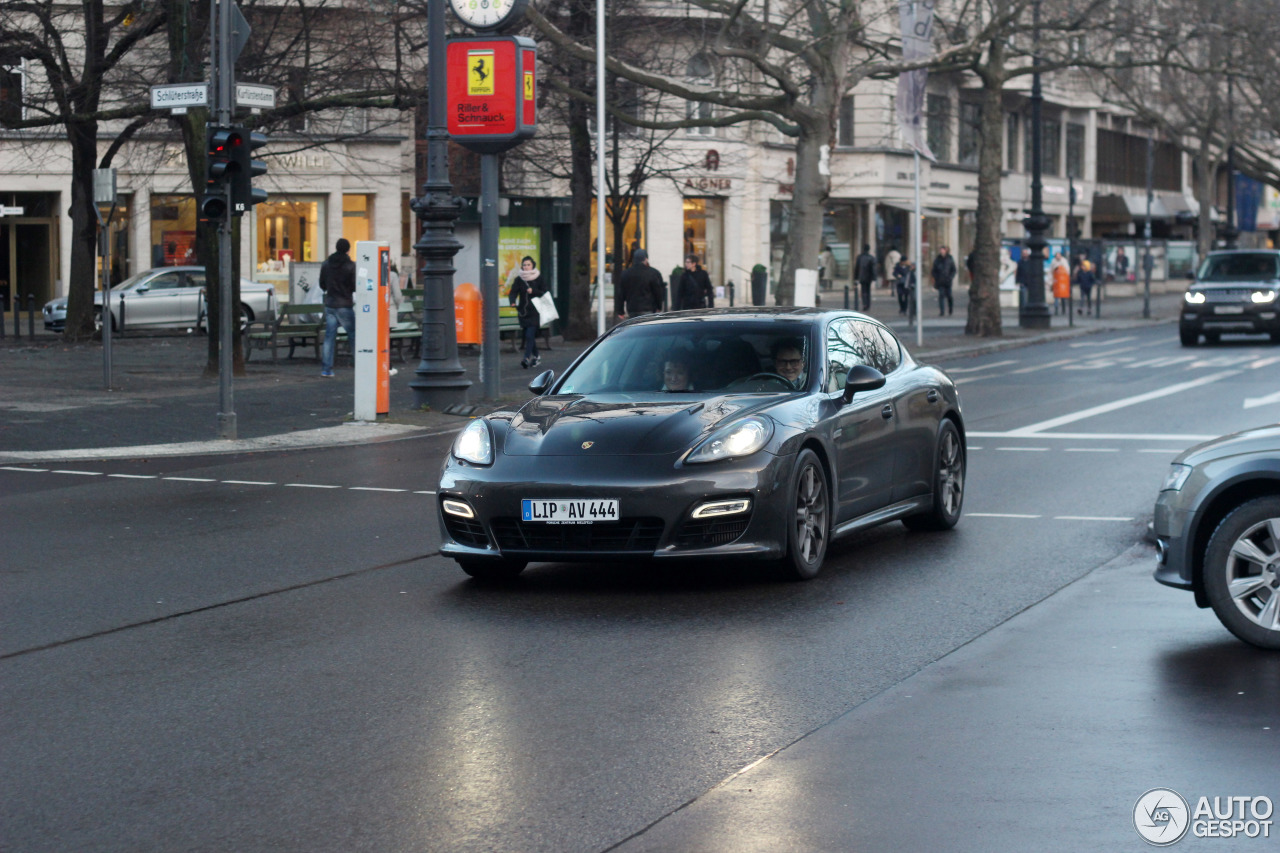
[508,256,548,368]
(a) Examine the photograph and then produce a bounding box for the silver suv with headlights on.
[1179,250,1280,346]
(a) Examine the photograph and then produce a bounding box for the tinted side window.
[185,271,207,290]
[825,318,868,392]
[148,272,184,290]
[856,321,901,374]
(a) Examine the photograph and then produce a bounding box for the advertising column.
[354,241,390,421]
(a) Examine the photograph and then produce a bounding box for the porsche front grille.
[675,516,752,548]
[490,517,665,553]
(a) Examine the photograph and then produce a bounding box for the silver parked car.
[1154,423,1280,649]
[43,266,276,332]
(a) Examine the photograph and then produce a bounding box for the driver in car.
[661,356,695,391]
[771,338,807,389]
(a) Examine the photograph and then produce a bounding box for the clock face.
[449,0,527,31]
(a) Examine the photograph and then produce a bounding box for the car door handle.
[926,390,939,403]
[881,404,894,420]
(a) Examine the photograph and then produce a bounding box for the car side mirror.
[528,369,555,395]
[135,284,150,293]
[842,364,886,404]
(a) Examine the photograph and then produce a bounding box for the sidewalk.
[0,288,1184,461]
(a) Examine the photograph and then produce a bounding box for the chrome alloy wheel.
[938,426,964,519]
[793,461,828,565]
[1223,516,1280,634]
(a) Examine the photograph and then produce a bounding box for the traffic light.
[230,130,269,215]
[200,126,240,221]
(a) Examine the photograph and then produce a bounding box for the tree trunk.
[776,123,827,306]
[1195,131,1216,260]
[564,94,596,339]
[63,122,101,342]
[966,52,1006,337]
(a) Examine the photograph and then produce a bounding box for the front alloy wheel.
[1204,496,1280,650]
[779,449,829,580]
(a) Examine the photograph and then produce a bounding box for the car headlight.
[1161,463,1193,492]
[1184,291,1205,304]
[687,416,773,464]
[1251,290,1277,304]
[452,419,493,465]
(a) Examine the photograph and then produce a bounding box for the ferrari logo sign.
[468,50,495,96]
[523,71,534,101]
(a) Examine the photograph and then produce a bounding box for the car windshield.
[557,320,814,396]
[1197,253,1280,282]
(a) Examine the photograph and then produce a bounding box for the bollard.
[26,293,35,337]
[118,292,126,335]
[844,286,850,310]
[728,281,735,307]
[13,293,20,337]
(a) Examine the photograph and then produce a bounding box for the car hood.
[502,394,779,456]
[1176,423,1280,466]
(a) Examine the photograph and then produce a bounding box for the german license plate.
[1215,305,1245,314]
[522,498,619,524]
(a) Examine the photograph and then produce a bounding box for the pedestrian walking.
[1051,251,1071,315]
[893,256,912,316]
[1076,257,1097,314]
[818,245,836,291]
[853,244,877,312]
[931,246,957,316]
[508,256,547,368]
[615,248,665,320]
[884,247,902,291]
[388,261,404,326]
[318,237,356,377]
[1114,247,1130,283]
[675,254,714,310]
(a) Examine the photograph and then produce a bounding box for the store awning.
[1091,193,1173,221]
[878,201,955,218]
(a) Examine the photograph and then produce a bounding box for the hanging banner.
[896,0,936,161]
[447,35,538,154]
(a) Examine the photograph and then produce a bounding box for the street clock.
[448,0,529,32]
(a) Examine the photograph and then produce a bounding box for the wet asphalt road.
[2,325,1279,851]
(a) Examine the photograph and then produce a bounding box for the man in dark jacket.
[615,248,665,320]
[318,237,357,377]
[931,246,957,316]
[853,244,877,312]
[676,254,714,310]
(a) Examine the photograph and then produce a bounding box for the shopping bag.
[532,292,559,327]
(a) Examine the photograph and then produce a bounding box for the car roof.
[1204,249,1280,257]
[619,307,882,327]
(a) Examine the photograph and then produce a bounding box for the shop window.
[148,195,198,268]
[682,197,724,291]
[0,61,22,127]
[589,197,646,275]
[1024,116,1061,177]
[343,194,373,245]
[256,196,326,294]
[1066,122,1085,179]
[1005,113,1019,171]
[685,54,714,136]
[837,96,855,148]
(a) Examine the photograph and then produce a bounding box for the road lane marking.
[1064,447,1120,452]
[966,513,1041,518]
[162,477,217,482]
[349,487,407,493]
[1001,370,1240,436]
[1244,389,1280,409]
[0,468,432,494]
[968,431,1215,441]
[51,470,103,476]
[1070,336,1138,347]
[108,473,157,479]
[414,490,437,494]
[1055,515,1133,521]
[1011,358,1074,374]
[996,447,1049,451]
[221,480,275,486]
[947,359,1019,374]
[1139,449,1180,454]
[0,466,47,472]
[284,483,342,489]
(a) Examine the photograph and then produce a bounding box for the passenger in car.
[661,356,695,391]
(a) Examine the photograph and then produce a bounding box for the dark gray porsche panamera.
[437,308,966,580]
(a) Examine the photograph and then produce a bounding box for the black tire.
[93,308,118,333]
[1203,496,1280,650]
[239,304,252,332]
[1179,328,1198,347]
[458,558,527,581]
[777,449,829,580]
[1204,331,1220,345]
[903,419,965,532]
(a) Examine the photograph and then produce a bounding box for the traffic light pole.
[212,0,236,438]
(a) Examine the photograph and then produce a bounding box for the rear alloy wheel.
[458,558,527,581]
[778,449,829,580]
[93,308,118,333]
[903,420,965,531]
[1203,497,1280,650]
[1179,328,1198,347]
